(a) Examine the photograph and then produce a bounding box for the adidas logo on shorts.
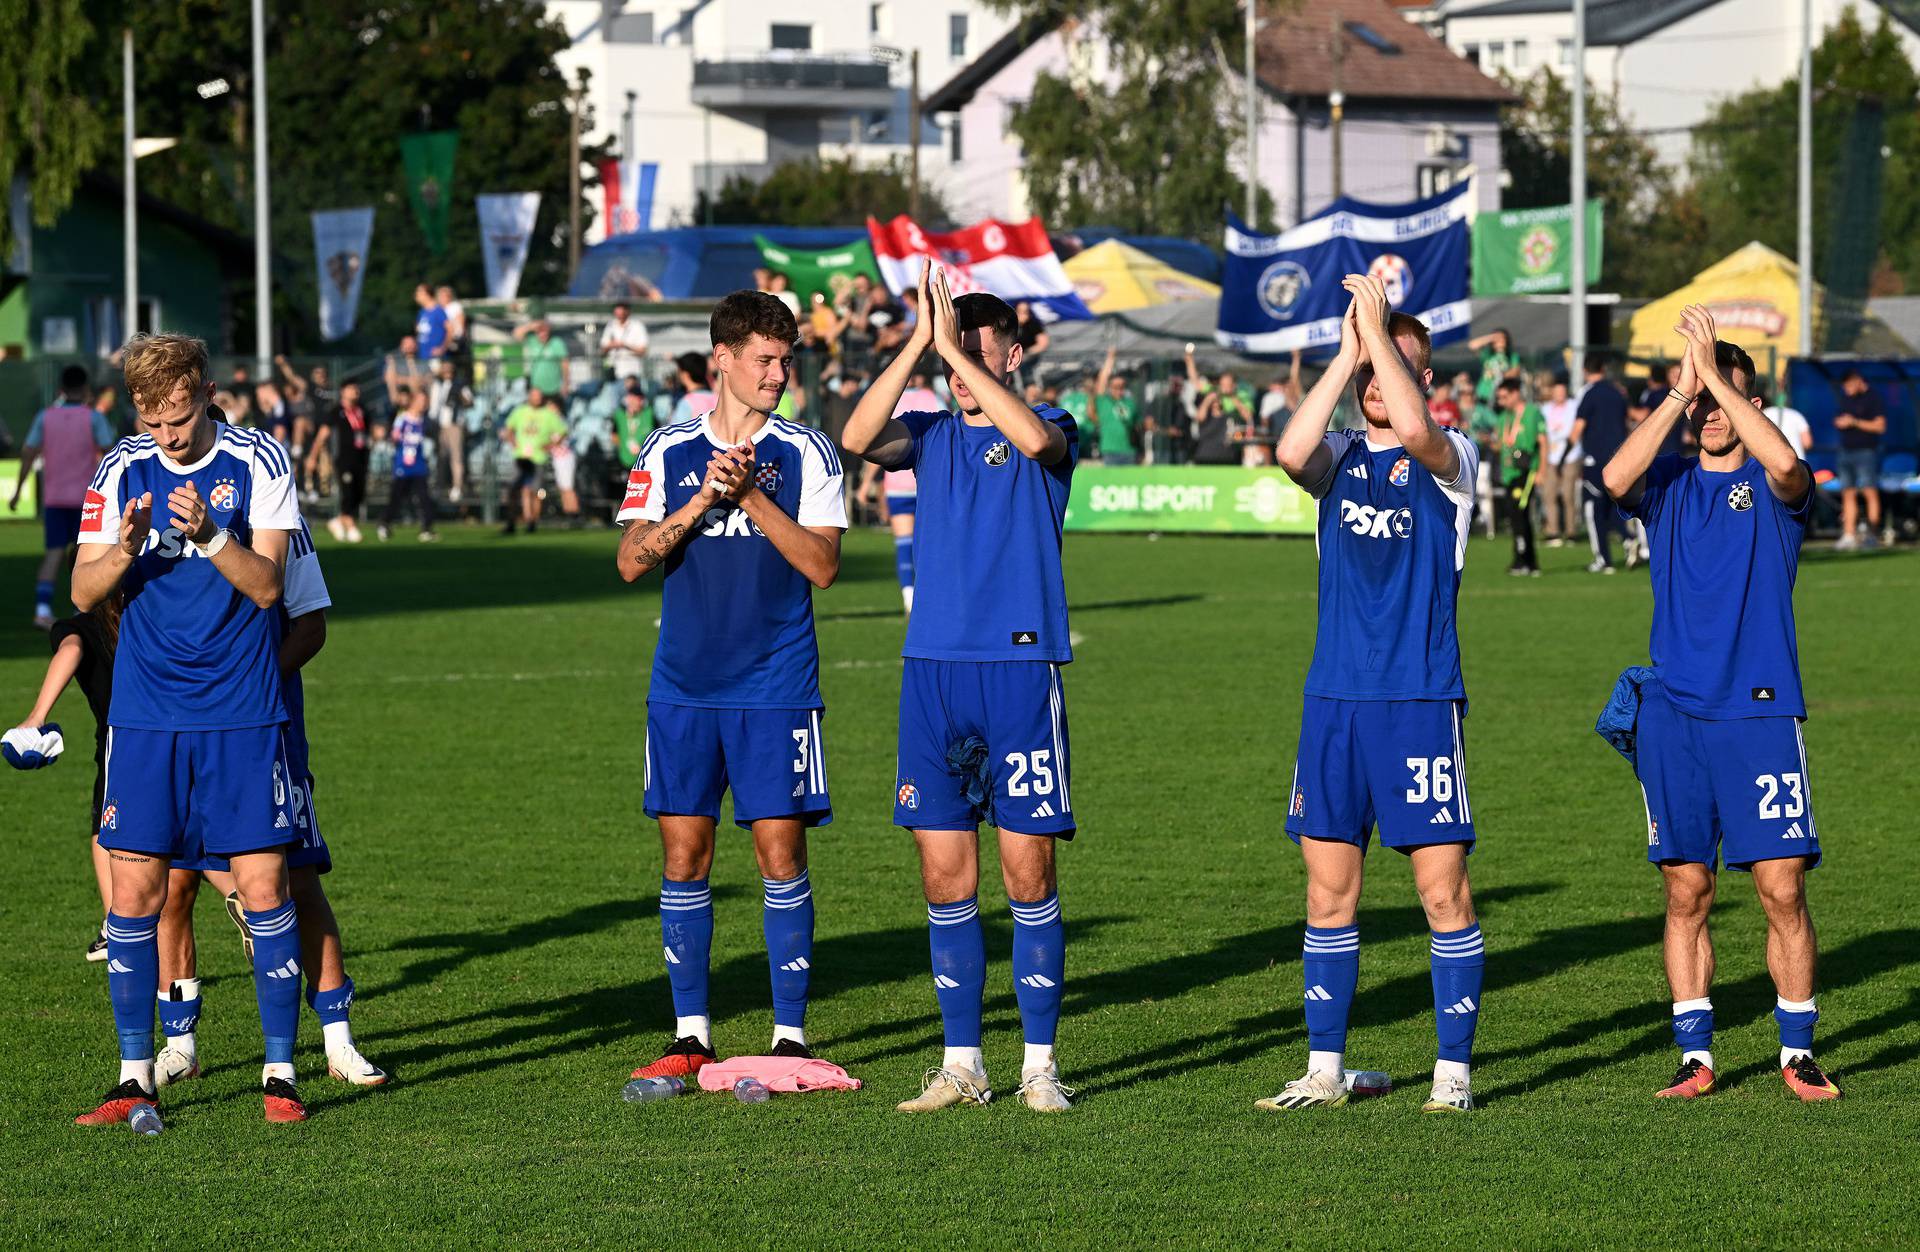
[1429,807,1455,825]
[1783,822,1807,840]
[1031,801,1055,819]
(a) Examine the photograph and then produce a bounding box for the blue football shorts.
[894,659,1074,838]
[97,725,297,862]
[644,702,832,829]
[885,494,916,517]
[44,506,83,549]
[1285,696,1476,853]
[1635,685,1820,871]
[179,773,330,875]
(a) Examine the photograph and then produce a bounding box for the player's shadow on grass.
[1472,925,1920,1101]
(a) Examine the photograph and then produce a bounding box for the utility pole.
[1569,0,1588,365]
[909,49,922,220]
[1246,1,1259,223]
[251,0,271,372]
[123,29,136,345]
[704,107,714,227]
[1328,19,1345,200]
[568,72,585,272]
[1796,0,1814,356]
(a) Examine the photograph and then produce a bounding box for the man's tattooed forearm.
[621,520,688,569]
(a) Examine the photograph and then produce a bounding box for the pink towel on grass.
[695,1055,862,1094]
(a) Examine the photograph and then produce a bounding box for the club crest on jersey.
[1390,457,1411,488]
[984,441,1011,466]
[1290,790,1305,817]
[1727,482,1754,511]
[755,463,782,495]
[100,802,118,832]
[897,780,921,811]
[208,477,239,515]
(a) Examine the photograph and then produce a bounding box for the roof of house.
[1448,0,1920,46]
[923,0,1511,113]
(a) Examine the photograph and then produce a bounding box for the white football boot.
[1422,1074,1474,1113]
[895,1065,992,1112]
[327,1043,390,1087]
[155,1043,200,1087]
[1016,1065,1075,1113]
[1255,1069,1350,1111]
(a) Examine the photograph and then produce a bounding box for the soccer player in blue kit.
[70,333,311,1125]
[1263,275,1486,1114]
[616,291,846,1082]
[1602,306,1841,1102]
[841,265,1078,1114]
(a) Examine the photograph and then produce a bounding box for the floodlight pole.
[1796,0,1814,356]
[251,0,271,373]
[568,74,584,273]
[910,49,922,221]
[1569,0,1587,365]
[1246,0,1258,224]
[123,29,137,346]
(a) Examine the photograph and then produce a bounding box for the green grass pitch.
[0,522,1914,1247]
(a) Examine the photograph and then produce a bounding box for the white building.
[545,0,1015,236]
[1429,0,1920,167]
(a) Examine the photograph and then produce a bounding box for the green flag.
[754,234,881,302]
[400,131,459,255]
[1471,202,1604,296]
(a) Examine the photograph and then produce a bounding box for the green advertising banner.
[1471,202,1604,296]
[400,130,460,255]
[1064,465,1317,534]
[754,235,882,302]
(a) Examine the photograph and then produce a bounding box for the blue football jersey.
[1302,428,1478,702]
[896,406,1078,663]
[617,415,847,708]
[1624,454,1810,719]
[80,425,300,730]
[280,515,332,778]
[392,414,430,478]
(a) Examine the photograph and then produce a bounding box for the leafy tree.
[1690,5,1920,295]
[0,0,107,262]
[984,0,1273,241]
[1499,67,1702,295]
[695,155,952,227]
[83,0,599,351]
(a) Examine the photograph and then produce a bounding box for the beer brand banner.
[1064,465,1317,534]
[477,192,541,300]
[1471,202,1604,295]
[400,130,459,254]
[1217,184,1473,356]
[311,207,374,342]
[868,214,1093,322]
[754,235,881,302]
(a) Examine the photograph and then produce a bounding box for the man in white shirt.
[600,302,651,382]
[1761,383,1814,456]
[1539,372,1580,546]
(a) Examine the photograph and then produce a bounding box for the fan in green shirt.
[514,319,571,397]
[612,388,655,467]
[505,395,568,465]
[1088,346,1140,463]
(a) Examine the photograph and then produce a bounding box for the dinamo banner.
[1471,202,1605,296]
[1064,465,1317,534]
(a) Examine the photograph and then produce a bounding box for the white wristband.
[195,528,232,558]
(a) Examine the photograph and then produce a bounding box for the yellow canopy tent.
[1063,239,1220,314]
[1628,242,1822,375]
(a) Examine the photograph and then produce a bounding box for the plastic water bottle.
[732,1077,771,1104]
[1344,1070,1392,1100]
[621,1076,687,1103]
[129,1104,163,1136]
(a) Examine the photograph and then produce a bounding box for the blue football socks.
[244,901,302,1068]
[1430,923,1485,1066]
[927,897,986,1052]
[1672,996,1714,1066]
[1303,924,1360,1073]
[763,870,814,1032]
[105,912,160,1074]
[893,534,915,592]
[159,978,203,1041]
[34,579,54,618]
[1776,995,1818,1063]
[1010,893,1065,1052]
[660,877,714,1038]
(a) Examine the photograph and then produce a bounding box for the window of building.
[1462,42,1482,66]
[770,23,812,51]
[870,3,882,36]
[1343,22,1400,55]
[1558,38,1574,66]
[1417,162,1465,199]
[950,13,968,60]
[949,121,962,161]
[1486,41,1505,67]
[608,12,654,44]
[1512,38,1528,69]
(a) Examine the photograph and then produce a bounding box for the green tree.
[84,0,598,351]
[1499,67,1702,295]
[984,0,1273,241]
[0,0,107,262]
[696,155,952,226]
[1689,5,1920,294]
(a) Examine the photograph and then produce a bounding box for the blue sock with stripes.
[1010,893,1064,1051]
[1303,924,1359,1072]
[34,579,54,616]
[159,978,203,1041]
[1430,923,1485,1065]
[105,912,159,1067]
[893,534,914,589]
[245,901,302,1067]
[763,870,814,1032]
[660,878,714,1031]
[927,897,986,1052]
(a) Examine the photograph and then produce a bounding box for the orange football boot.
[1782,1055,1842,1101]
[1655,1058,1716,1099]
[75,1079,157,1126]
[630,1035,716,1080]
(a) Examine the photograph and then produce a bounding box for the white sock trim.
[1780,1046,1814,1068]
[1307,1049,1344,1079]
[1022,1042,1055,1072]
[120,1059,156,1089]
[321,1020,355,1052]
[1434,1059,1471,1084]
[942,1046,984,1076]
[772,1024,807,1048]
[1682,1049,1714,1069]
[674,1015,712,1047]
[261,1062,295,1083]
[1776,995,1816,1013]
[1672,997,1712,1014]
